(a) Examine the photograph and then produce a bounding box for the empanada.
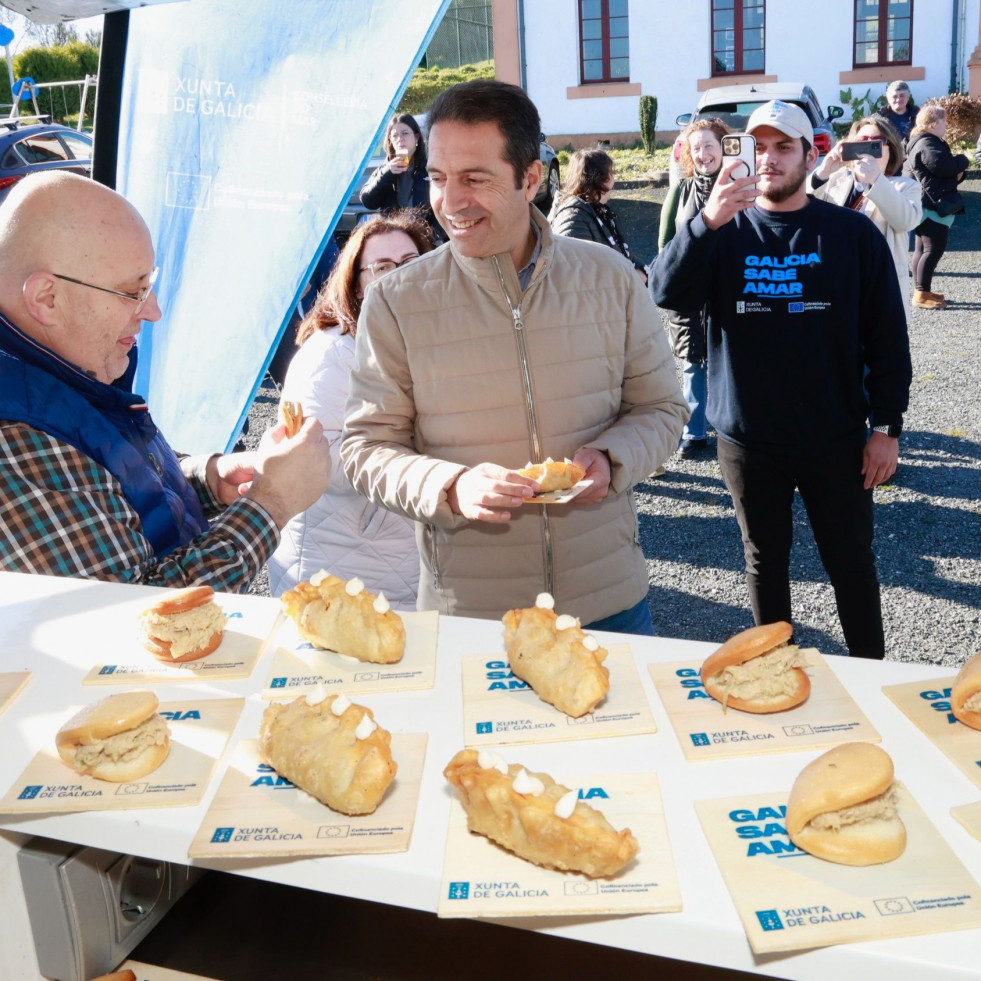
[518,457,586,492]
[281,572,405,663]
[443,748,638,877]
[503,594,609,717]
[279,399,303,437]
[258,691,396,815]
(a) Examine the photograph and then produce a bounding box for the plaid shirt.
[0,421,278,591]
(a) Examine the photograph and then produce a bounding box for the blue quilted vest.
[0,313,209,557]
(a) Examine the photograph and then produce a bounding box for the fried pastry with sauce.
[503,594,609,717]
[443,748,638,878]
[517,457,586,492]
[258,691,396,815]
[281,572,405,663]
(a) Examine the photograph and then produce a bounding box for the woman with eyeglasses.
[359,113,445,241]
[267,214,433,603]
[808,114,921,323]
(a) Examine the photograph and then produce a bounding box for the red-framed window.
[579,0,630,83]
[853,0,913,67]
[711,0,765,76]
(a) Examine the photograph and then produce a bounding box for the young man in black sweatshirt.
[650,100,912,659]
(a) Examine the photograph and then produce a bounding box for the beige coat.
[808,169,921,323]
[341,209,688,623]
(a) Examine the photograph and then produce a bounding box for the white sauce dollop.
[355,714,377,740]
[330,693,352,716]
[535,592,555,610]
[476,750,508,775]
[345,577,365,597]
[554,789,578,819]
[373,592,390,614]
[310,569,329,586]
[543,456,554,463]
[582,634,599,652]
[512,768,544,796]
[555,613,578,631]
[304,683,328,706]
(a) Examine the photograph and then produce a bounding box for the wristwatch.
[872,423,903,438]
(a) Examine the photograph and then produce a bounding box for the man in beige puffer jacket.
[341,80,687,632]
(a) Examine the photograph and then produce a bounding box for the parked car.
[0,120,93,204]
[337,118,560,241]
[670,82,843,185]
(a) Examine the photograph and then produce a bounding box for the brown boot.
[927,290,946,302]
[913,290,946,309]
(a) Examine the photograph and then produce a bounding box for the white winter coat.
[266,328,419,608]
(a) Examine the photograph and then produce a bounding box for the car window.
[61,133,93,161]
[697,100,812,132]
[1,146,21,169]
[14,133,70,164]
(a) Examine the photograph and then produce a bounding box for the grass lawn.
[556,142,674,181]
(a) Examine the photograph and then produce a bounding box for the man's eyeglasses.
[53,267,160,317]
[358,255,419,280]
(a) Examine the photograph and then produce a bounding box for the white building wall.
[523,0,975,140]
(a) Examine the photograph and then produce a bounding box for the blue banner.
[117,0,449,453]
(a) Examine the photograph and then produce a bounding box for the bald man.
[0,172,330,589]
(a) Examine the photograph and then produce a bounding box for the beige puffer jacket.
[341,209,687,623]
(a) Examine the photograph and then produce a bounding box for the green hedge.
[1,42,99,122]
[396,59,495,116]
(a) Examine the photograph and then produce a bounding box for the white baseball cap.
[746,100,814,145]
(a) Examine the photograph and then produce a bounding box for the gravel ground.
[246,178,981,667]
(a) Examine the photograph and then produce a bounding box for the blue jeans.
[584,596,655,636]
[682,360,708,440]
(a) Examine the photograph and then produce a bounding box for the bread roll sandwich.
[259,691,397,815]
[503,593,609,717]
[444,748,638,878]
[138,585,225,663]
[56,691,170,782]
[518,457,586,492]
[786,742,906,866]
[279,399,303,438]
[700,621,810,713]
[281,571,405,663]
[951,651,981,730]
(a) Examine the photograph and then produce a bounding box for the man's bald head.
[0,172,160,384]
[0,172,151,308]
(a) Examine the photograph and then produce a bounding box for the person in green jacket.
[656,118,730,456]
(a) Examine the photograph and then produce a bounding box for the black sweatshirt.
[650,199,912,453]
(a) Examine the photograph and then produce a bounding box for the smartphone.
[841,139,883,161]
[722,134,756,179]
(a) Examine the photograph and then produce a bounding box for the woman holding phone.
[808,114,921,322]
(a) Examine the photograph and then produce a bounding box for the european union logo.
[211,827,234,843]
[99,665,116,675]
[789,302,804,313]
[448,882,469,900]
[756,909,783,931]
[270,677,287,689]
[18,785,41,800]
[690,732,710,746]
[476,721,493,734]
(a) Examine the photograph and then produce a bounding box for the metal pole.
[92,10,129,189]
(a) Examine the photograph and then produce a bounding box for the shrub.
[639,94,657,155]
[397,59,495,116]
[929,92,981,144]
